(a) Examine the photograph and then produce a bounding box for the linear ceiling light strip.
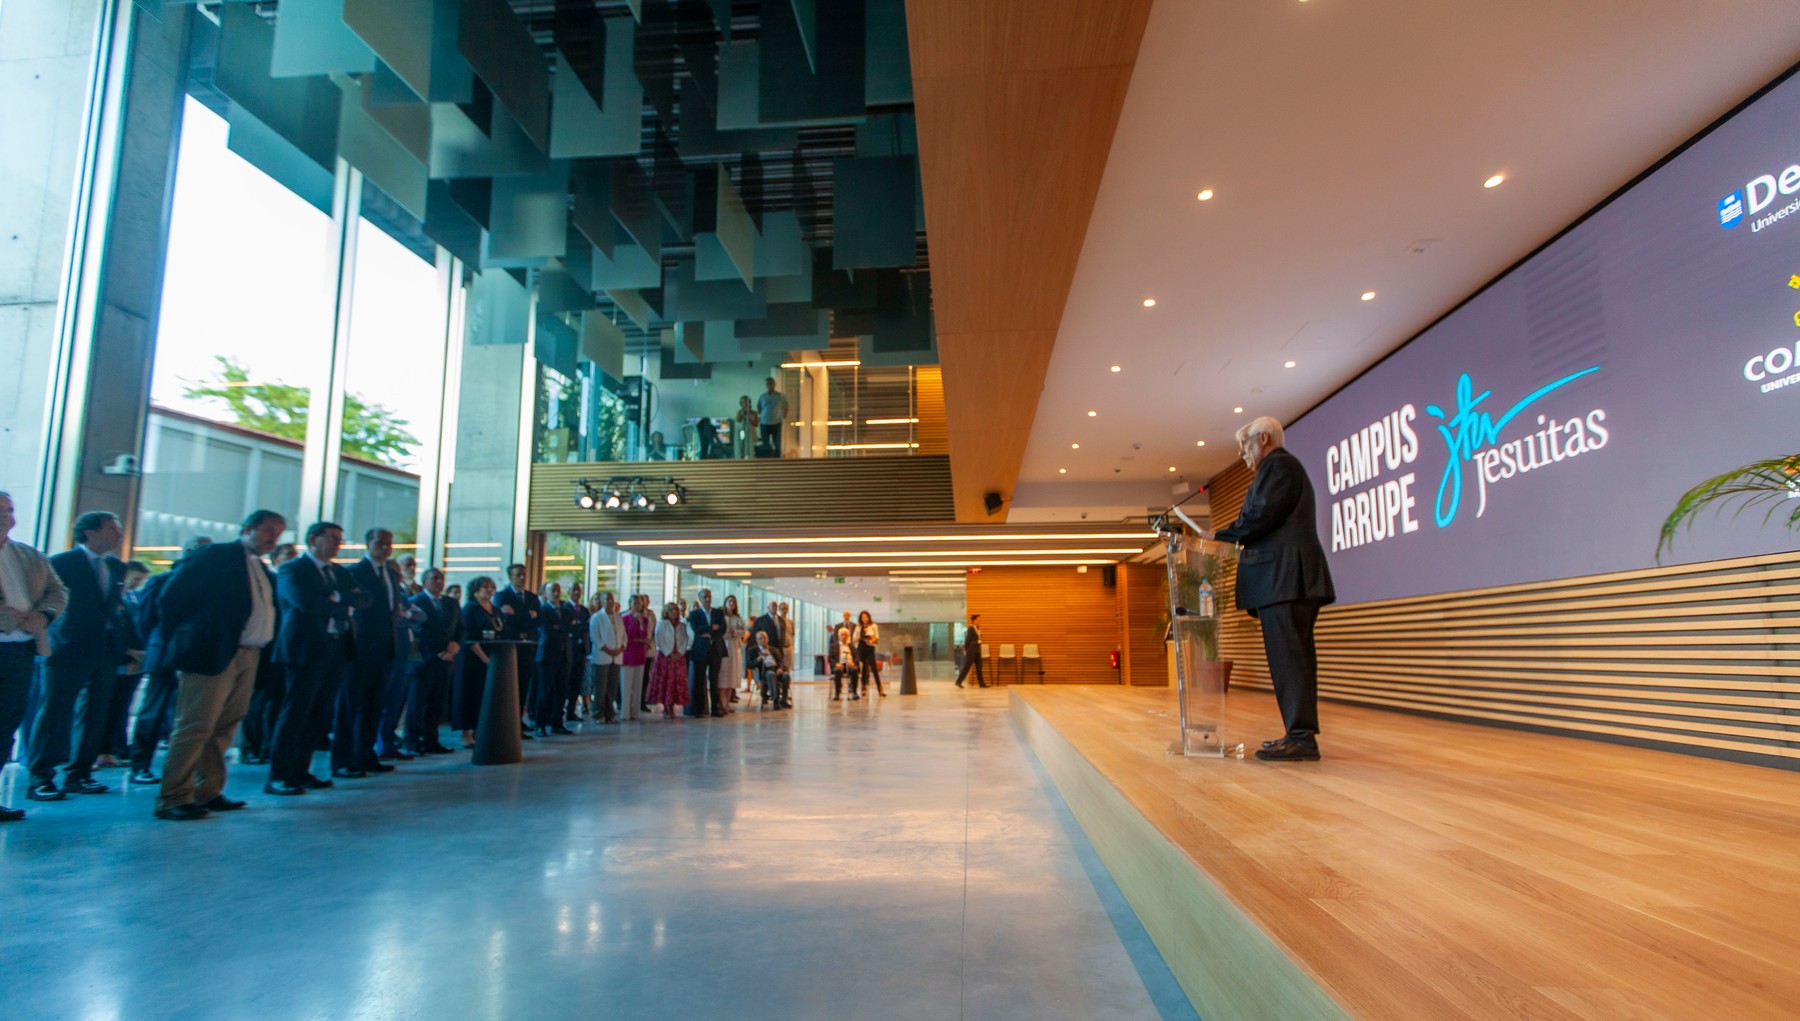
[617,533,1157,547]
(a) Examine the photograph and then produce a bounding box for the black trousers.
[129,670,180,772]
[856,646,883,693]
[104,671,140,756]
[534,655,568,729]
[517,649,537,723]
[333,651,391,770]
[271,645,346,784]
[954,648,985,686]
[240,660,285,759]
[28,646,116,783]
[0,642,36,768]
[1256,600,1322,742]
[376,653,410,755]
[405,657,451,749]
[687,654,718,716]
[592,663,619,722]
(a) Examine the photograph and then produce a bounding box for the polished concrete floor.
[0,678,1199,1021]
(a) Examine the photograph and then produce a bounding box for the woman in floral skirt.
[647,601,689,718]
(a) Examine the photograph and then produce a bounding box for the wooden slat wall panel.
[966,566,1121,685]
[1206,461,1800,769]
[913,366,948,455]
[1120,562,1169,686]
[527,456,954,533]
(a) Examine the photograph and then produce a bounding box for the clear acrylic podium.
[1164,534,1236,758]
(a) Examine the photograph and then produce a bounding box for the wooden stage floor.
[1010,685,1800,1021]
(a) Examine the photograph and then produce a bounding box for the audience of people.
[0,494,924,824]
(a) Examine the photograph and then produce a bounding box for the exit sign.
[834,577,846,584]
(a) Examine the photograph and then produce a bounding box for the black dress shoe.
[240,753,270,765]
[331,767,368,779]
[200,795,248,812]
[301,774,334,789]
[365,761,396,773]
[263,781,306,796]
[64,776,109,795]
[520,728,535,740]
[0,806,24,822]
[423,743,455,755]
[550,726,575,735]
[1254,739,1321,762]
[153,804,210,821]
[26,782,66,802]
[379,749,416,761]
[128,769,160,784]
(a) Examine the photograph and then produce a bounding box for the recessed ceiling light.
[1087,410,1098,417]
[1071,443,1080,449]
[1284,360,1296,368]
[1233,406,1243,414]
[1168,466,1177,472]
[1109,365,1121,373]
[1196,440,1206,447]
[1484,173,1506,189]
[1196,188,1214,201]
[1142,298,1156,308]
[1058,468,1067,474]
[1361,291,1377,302]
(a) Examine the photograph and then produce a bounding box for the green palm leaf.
[1656,454,1800,562]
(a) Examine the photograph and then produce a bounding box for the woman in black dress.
[454,576,505,749]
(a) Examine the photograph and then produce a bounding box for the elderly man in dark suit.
[26,510,127,802]
[266,522,364,796]
[152,510,285,820]
[0,492,69,821]
[404,567,462,754]
[1204,416,1336,761]
[686,589,723,718]
[335,528,420,777]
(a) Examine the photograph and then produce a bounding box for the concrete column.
[445,267,535,583]
[296,159,361,528]
[415,253,465,570]
[0,0,107,531]
[11,1,190,549]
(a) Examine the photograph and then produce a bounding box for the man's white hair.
[1235,416,1285,449]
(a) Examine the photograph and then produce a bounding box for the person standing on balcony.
[734,395,759,459]
[756,377,788,457]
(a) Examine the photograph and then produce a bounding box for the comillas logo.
[1720,161,1800,233]
[1719,191,1745,228]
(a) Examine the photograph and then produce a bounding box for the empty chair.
[1021,643,1044,683]
[996,643,1016,685]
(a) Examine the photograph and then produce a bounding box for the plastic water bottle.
[1198,579,1215,618]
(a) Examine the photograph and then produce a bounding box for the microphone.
[1173,606,1193,617]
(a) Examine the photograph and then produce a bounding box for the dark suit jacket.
[409,592,462,659]
[47,548,126,659]
[136,571,175,673]
[536,600,570,664]
[347,558,411,662]
[158,541,274,676]
[566,602,591,661]
[1214,447,1336,614]
[687,605,724,661]
[274,556,363,668]
[494,586,540,644]
[963,624,981,651]
[750,613,781,668]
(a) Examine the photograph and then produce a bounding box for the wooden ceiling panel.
[908,0,1153,521]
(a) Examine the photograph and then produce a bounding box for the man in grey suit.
[1203,417,1335,762]
[0,493,69,821]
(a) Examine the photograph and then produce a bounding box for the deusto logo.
[1722,161,1800,233]
[1720,190,1745,228]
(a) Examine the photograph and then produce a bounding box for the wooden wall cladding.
[965,565,1123,685]
[913,366,949,456]
[1118,562,1171,686]
[1207,461,1800,768]
[527,455,954,533]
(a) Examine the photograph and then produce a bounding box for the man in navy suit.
[494,563,540,736]
[563,582,590,722]
[266,522,364,796]
[686,589,724,718]
[1203,417,1336,762]
[533,582,573,735]
[152,510,285,820]
[26,511,126,802]
[126,535,211,785]
[335,528,419,777]
[404,567,461,754]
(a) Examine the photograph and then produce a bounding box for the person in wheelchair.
[831,622,858,701]
[751,631,789,709]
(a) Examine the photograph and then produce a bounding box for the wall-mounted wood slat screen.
[1208,461,1800,769]
[913,366,948,455]
[965,566,1122,685]
[1119,562,1170,686]
[527,456,954,533]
